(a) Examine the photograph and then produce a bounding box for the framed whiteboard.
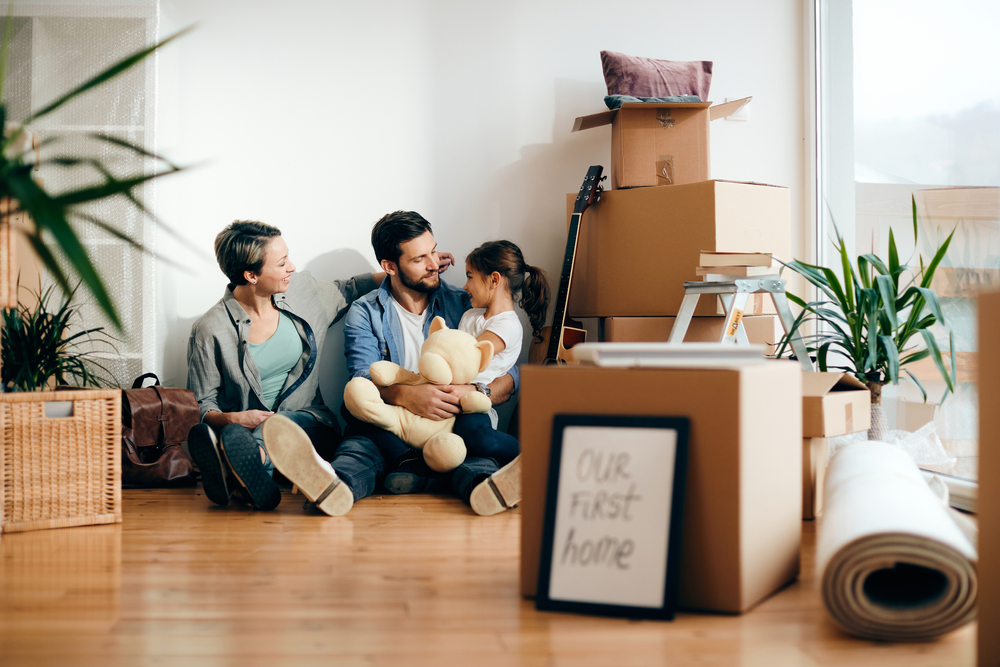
[535,414,689,620]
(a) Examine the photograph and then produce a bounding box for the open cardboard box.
[566,180,791,318]
[572,97,751,189]
[802,372,871,438]
[896,398,938,432]
[603,315,783,354]
[519,362,802,614]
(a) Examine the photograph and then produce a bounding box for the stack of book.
[696,252,777,281]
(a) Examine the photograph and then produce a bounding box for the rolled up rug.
[817,441,977,641]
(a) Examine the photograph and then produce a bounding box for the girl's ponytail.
[519,265,550,340]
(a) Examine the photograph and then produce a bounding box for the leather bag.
[121,373,199,487]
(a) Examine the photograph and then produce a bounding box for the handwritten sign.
[537,415,688,619]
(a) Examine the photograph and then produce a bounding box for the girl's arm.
[477,331,506,354]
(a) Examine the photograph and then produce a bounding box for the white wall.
[154,0,806,409]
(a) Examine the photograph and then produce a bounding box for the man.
[263,211,521,516]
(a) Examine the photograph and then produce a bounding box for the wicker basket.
[1,389,121,533]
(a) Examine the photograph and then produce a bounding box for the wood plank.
[906,351,977,384]
[0,488,976,666]
[918,187,1000,221]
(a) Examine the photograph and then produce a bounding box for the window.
[2,2,160,386]
[816,0,1000,486]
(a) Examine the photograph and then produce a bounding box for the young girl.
[460,240,551,405]
[450,240,550,515]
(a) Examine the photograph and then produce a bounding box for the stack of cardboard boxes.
[801,373,871,519]
[565,97,790,348]
[520,97,806,614]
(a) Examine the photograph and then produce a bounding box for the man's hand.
[436,252,455,274]
[383,383,461,420]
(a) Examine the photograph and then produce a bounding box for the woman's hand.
[204,409,273,431]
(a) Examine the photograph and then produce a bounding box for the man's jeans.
[253,409,341,477]
[334,404,520,503]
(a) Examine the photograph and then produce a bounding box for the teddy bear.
[343,316,494,472]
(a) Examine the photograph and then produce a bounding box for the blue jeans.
[335,404,519,503]
[253,409,341,477]
[452,413,520,467]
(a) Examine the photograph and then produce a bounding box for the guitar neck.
[545,211,583,361]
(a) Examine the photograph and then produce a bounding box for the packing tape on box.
[817,441,977,641]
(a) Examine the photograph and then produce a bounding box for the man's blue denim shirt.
[343,276,520,391]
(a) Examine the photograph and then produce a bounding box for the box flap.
[709,96,752,121]
[572,101,712,132]
[572,110,615,132]
[802,372,867,397]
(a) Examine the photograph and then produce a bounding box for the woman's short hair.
[214,220,282,285]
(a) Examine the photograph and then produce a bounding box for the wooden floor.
[0,488,976,666]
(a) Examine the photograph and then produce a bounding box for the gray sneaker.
[219,424,281,511]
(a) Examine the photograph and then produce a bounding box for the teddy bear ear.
[429,316,448,334]
[476,340,494,373]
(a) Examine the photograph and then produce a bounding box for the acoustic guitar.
[529,165,605,365]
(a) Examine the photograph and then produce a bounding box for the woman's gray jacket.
[187,271,377,427]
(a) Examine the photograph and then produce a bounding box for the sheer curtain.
[2,1,160,387]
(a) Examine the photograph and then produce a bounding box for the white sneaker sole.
[262,415,353,516]
[470,456,521,517]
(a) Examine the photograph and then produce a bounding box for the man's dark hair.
[371,210,433,265]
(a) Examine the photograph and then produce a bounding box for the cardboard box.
[802,437,828,520]
[978,291,1000,667]
[802,372,871,437]
[895,398,938,432]
[519,362,802,613]
[572,98,751,189]
[603,315,783,354]
[567,180,791,318]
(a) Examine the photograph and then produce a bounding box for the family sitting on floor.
[185,211,549,517]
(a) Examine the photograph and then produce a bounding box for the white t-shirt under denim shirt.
[390,296,429,373]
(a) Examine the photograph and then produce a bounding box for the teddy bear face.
[418,317,493,385]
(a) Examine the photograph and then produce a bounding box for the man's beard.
[398,267,440,294]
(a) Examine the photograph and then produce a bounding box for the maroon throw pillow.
[600,50,713,101]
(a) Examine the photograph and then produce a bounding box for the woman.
[186,220,385,510]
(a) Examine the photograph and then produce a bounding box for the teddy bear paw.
[424,432,467,472]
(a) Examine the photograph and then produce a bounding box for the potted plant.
[776,197,956,438]
[1,282,118,392]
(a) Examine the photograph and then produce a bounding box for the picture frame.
[535,414,689,620]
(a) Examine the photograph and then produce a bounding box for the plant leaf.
[919,330,955,394]
[915,286,946,325]
[919,226,956,288]
[903,368,928,403]
[880,335,900,384]
[7,174,120,328]
[875,274,897,328]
